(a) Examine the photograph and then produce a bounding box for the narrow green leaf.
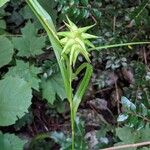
[130,0,150,19]
[89,42,150,51]
[0,0,10,7]
[73,63,93,118]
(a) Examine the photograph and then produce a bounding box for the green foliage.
[29,133,58,150]
[26,1,93,149]
[5,60,41,91]
[38,0,57,25]
[116,125,150,150]
[14,112,33,130]
[12,21,46,57]
[20,5,42,29]
[0,0,150,150]
[95,124,114,149]
[0,19,6,29]
[51,132,72,149]
[0,132,26,150]
[0,36,14,68]
[0,76,32,126]
[51,118,88,150]
[130,0,150,26]
[117,96,150,129]
[41,72,66,104]
[56,0,100,21]
[0,0,10,7]
[20,0,57,28]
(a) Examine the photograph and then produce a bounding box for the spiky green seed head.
[58,17,97,66]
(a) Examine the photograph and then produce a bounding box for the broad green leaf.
[116,126,150,150]
[0,76,32,126]
[41,72,66,104]
[0,0,9,7]
[0,132,26,150]
[140,125,150,142]
[5,60,40,91]
[0,36,14,68]
[12,21,46,57]
[115,127,139,150]
[139,147,149,150]
[116,127,138,143]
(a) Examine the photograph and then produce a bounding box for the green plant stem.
[70,102,75,150]
[68,61,75,150]
[89,41,150,51]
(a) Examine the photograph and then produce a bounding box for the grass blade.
[89,41,150,51]
[73,63,93,118]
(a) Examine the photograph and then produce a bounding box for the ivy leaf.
[0,76,32,126]
[0,0,10,7]
[0,132,26,150]
[0,36,14,68]
[117,114,129,122]
[121,96,136,112]
[41,72,66,104]
[5,60,41,91]
[81,0,88,6]
[12,21,46,57]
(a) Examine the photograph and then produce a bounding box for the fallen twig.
[101,141,150,150]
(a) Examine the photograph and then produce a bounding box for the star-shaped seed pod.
[58,17,97,66]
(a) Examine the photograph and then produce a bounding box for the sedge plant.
[26,0,150,149]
